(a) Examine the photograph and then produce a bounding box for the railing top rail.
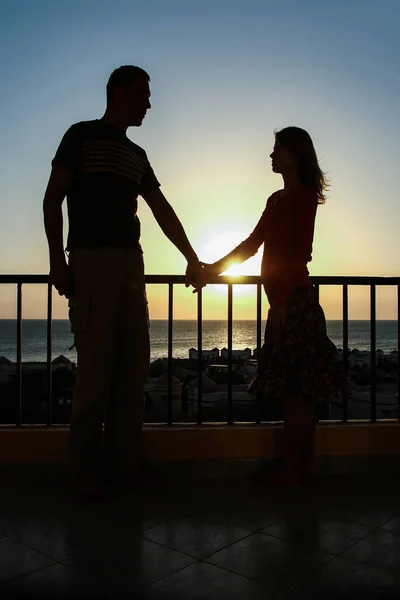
[1,274,400,285]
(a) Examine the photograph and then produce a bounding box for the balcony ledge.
[1,422,399,464]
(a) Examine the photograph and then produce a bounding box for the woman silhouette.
[200,126,347,485]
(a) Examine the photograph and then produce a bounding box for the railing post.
[398,285,400,422]
[370,285,376,422]
[313,282,320,423]
[197,288,203,425]
[342,284,349,423]
[167,282,173,425]
[256,283,262,358]
[227,283,233,425]
[46,282,53,426]
[16,282,22,427]
[255,283,262,424]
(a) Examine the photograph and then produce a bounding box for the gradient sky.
[0,0,398,320]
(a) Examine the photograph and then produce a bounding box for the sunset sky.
[0,0,398,320]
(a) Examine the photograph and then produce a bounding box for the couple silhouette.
[43,65,346,501]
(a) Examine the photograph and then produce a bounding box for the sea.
[0,319,398,363]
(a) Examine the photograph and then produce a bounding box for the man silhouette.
[43,66,203,500]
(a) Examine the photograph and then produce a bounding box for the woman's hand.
[269,302,287,339]
[201,262,220,278]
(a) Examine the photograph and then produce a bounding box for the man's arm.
[43,165,74,298]
[142,187,203,287]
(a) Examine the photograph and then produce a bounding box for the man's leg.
[68,249,123,488]
[104,250,150,479]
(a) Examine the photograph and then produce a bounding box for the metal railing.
[1,274,400,426]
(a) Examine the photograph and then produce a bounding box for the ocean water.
[0,319,398,363]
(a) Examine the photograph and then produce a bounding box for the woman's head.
[270,126,328,203]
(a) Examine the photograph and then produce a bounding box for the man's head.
[106,66,151,127]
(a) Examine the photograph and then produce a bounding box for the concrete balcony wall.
[1,423,399,466]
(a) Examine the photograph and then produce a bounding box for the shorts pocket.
[68,295,91,335]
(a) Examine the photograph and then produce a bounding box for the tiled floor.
[0,474,400,599]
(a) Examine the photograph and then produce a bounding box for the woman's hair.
[275,126,328,204]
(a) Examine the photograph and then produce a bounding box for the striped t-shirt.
[52,119,160,251]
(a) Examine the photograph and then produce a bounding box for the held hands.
[198,262,221,290]
[185,261,220,293]
[185,260,207,293]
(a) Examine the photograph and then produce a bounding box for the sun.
[200,232,262,295]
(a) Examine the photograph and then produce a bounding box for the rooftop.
[0,472,399,599]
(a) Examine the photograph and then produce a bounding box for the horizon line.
[0,318,399,322]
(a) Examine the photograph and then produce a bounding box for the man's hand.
[185,260,207,293]
[49,259,74,299]
[268,302,287,339]
[188,262,221,294]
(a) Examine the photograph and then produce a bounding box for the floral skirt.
[248,285,347,404]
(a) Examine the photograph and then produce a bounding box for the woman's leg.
[299,401,317,483]
[281,396,305,477]
[262,396,303,484]
[263,396,315,485]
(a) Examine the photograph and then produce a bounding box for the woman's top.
[234,184,318,305]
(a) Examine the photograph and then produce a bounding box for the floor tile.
[143,517,252,559]
[206,532,334,592]
[9,512,160,562]
[316,556,400,586]
[2,474,400,598]
[281,557,400,599]
[0,563,79,599]
[144,561,278,600]
[281,584,400,600]
[342,529,400,575]
[0,494,71,538]
[220,489,300,531]
[227,508,281,532]
[381,516,400,534]
[61,537,195,588]
[263,517,370,555]
[0,512,48,537]
[324,503,397,529]
[0,561,153,599]
[0,537,55,585]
